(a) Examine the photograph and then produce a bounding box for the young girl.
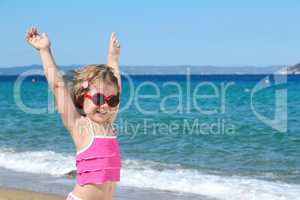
[26,26,122,200]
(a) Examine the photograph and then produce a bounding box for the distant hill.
[0,64,288,75]
[277,63,300,75]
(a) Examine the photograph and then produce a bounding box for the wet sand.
[0,187,63,200]
[0,186,213,200]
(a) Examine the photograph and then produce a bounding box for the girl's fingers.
[33,26,37,34]
[35,29,40,36]
[33,26,39,36]
[26,29,33,41]
[111,32,117,42]
[28,28,33,38]
[25,26,37,43]
[114,39,120,48]
[30,26,34,35]
[29,26,37,37]
[114,39,120,45]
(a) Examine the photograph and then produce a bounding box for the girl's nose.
[99,102,109,109]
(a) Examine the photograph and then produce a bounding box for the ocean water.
[0,74,300,200]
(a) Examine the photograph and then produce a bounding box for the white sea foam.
[120,159,300,200]
[0,148,74,176]
[0,148,299,200]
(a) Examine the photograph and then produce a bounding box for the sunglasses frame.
[84,92,120,107]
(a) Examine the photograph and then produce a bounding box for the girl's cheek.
[83,101,93,113]
[110,106,118,111]
[108,107,115,112]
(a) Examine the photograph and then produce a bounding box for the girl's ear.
[82,80,89,89]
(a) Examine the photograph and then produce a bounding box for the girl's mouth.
[96,110,107,115]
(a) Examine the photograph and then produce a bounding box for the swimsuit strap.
[86,117,95,137]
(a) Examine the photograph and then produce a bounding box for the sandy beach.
[0,187,63,200]
[0,185,213,200]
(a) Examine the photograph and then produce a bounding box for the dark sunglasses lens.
[93,94,105,106]
[107,95,120,107]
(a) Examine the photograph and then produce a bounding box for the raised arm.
[107,32,121,92]
[26,26,80,133]
[107,32,121,124]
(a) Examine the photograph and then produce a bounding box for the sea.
[0,74,299,200]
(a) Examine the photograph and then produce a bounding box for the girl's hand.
[25,26,50,50]
[108,32,120,56]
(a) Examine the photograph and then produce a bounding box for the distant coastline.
[0,63,299,75]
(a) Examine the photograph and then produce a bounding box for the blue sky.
[0,0,300,67]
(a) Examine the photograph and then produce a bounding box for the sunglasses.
[84,92,120,107]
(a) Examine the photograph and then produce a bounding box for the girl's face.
[83,80,119,124]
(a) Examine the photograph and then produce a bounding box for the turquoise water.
[0,74,300,198]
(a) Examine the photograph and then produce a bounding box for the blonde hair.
[72,64,119,109]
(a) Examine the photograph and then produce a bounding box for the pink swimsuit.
[75,118,121,186]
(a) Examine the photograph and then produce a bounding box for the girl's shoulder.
[72,116,91,137]
[75,116,90,130]
[72,116,94,153]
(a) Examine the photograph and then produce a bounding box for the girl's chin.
[92,113,109,122]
